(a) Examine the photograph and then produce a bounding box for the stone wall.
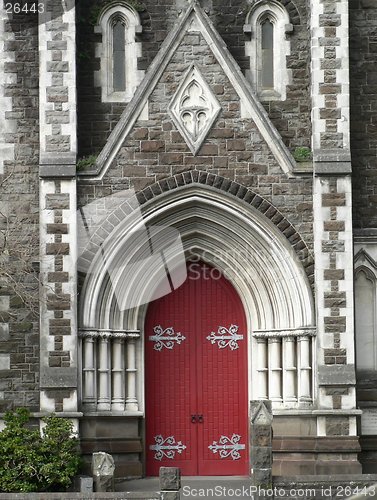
[350,0,377,228]
[348,0,377,472]
[0,5,40,412]
[76,0,311,158]
[77,30,314,260]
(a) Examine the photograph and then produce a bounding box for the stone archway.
[79,175,315,414]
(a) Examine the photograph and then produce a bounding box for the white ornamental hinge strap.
[149,325,186,351]
[208,434,246,460]
[149,435,187,461]
[206,324,243,350]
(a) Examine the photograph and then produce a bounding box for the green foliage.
[293,146,312,162]
[88,4,102,25]
[128,0,146,11]
[0,408,81,493]
[76,154,98,171]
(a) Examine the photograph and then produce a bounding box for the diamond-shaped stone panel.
[169,65,221,155]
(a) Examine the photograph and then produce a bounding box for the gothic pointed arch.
[245,0,292,100]
[78,171,315,412]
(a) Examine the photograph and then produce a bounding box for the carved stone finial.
[92,452,115,492]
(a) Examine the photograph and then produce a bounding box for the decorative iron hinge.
[208,434,246,460]
[149,435,187,461]
[206,324,243,350]
[149,325,186,351]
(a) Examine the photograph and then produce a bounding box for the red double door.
[145,262,248,476]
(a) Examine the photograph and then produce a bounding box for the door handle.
[191,414,204,423]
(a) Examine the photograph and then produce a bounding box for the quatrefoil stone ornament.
[169,65,221,155]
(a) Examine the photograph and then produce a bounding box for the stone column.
[39,0,78,416]
[126,338,138,411]
[111,337,125,411]
[283,337,297,402]
[82,334,96,407]
[298,336,311,402]
[311,0,361,471]
[256,339,268,399]
[250,400,272,489]
[97,337,111,411]
[268,338,282,401]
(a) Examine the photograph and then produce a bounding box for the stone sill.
[0,411,144,419]
[82,411,144,417]
[0,412,83,419]
[292,160,313,174]
[273,409,362,416]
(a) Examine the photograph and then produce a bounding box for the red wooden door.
[145,262,248,476]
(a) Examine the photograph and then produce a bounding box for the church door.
[145,262,248,476]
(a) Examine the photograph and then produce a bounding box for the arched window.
[261,18,274,89]
[95,3,143,103]
[112,19,126,92]
[354,248,377,374]
[245,1,292,101]
[355,268,377,371]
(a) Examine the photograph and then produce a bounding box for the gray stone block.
[318,364,356,385]
[314,161,352,175]
[40,367,78,388]
[92,452,115,492]
[251,446,272,468]
[74,475,93,493]
[94,475,114,493]
[0,323,9,341]
[252,468,272,488]
[159,466,181,491]
[39,164,76,177]
[160,493,180,500]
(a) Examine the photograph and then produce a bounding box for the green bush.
[293,146,312,162]
[76,154,97,171]
[0,408,81,492]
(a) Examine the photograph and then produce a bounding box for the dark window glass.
[113,20,126,91]
[261,18,274,89]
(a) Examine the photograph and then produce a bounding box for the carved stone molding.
[169,64,221,155]
[253,327,316,339]
[79,329,140,340]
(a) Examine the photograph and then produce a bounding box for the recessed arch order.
[80,182,315,334]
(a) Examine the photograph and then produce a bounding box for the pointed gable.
[79,1,296,180]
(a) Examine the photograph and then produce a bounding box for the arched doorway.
[145,261,249,476]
